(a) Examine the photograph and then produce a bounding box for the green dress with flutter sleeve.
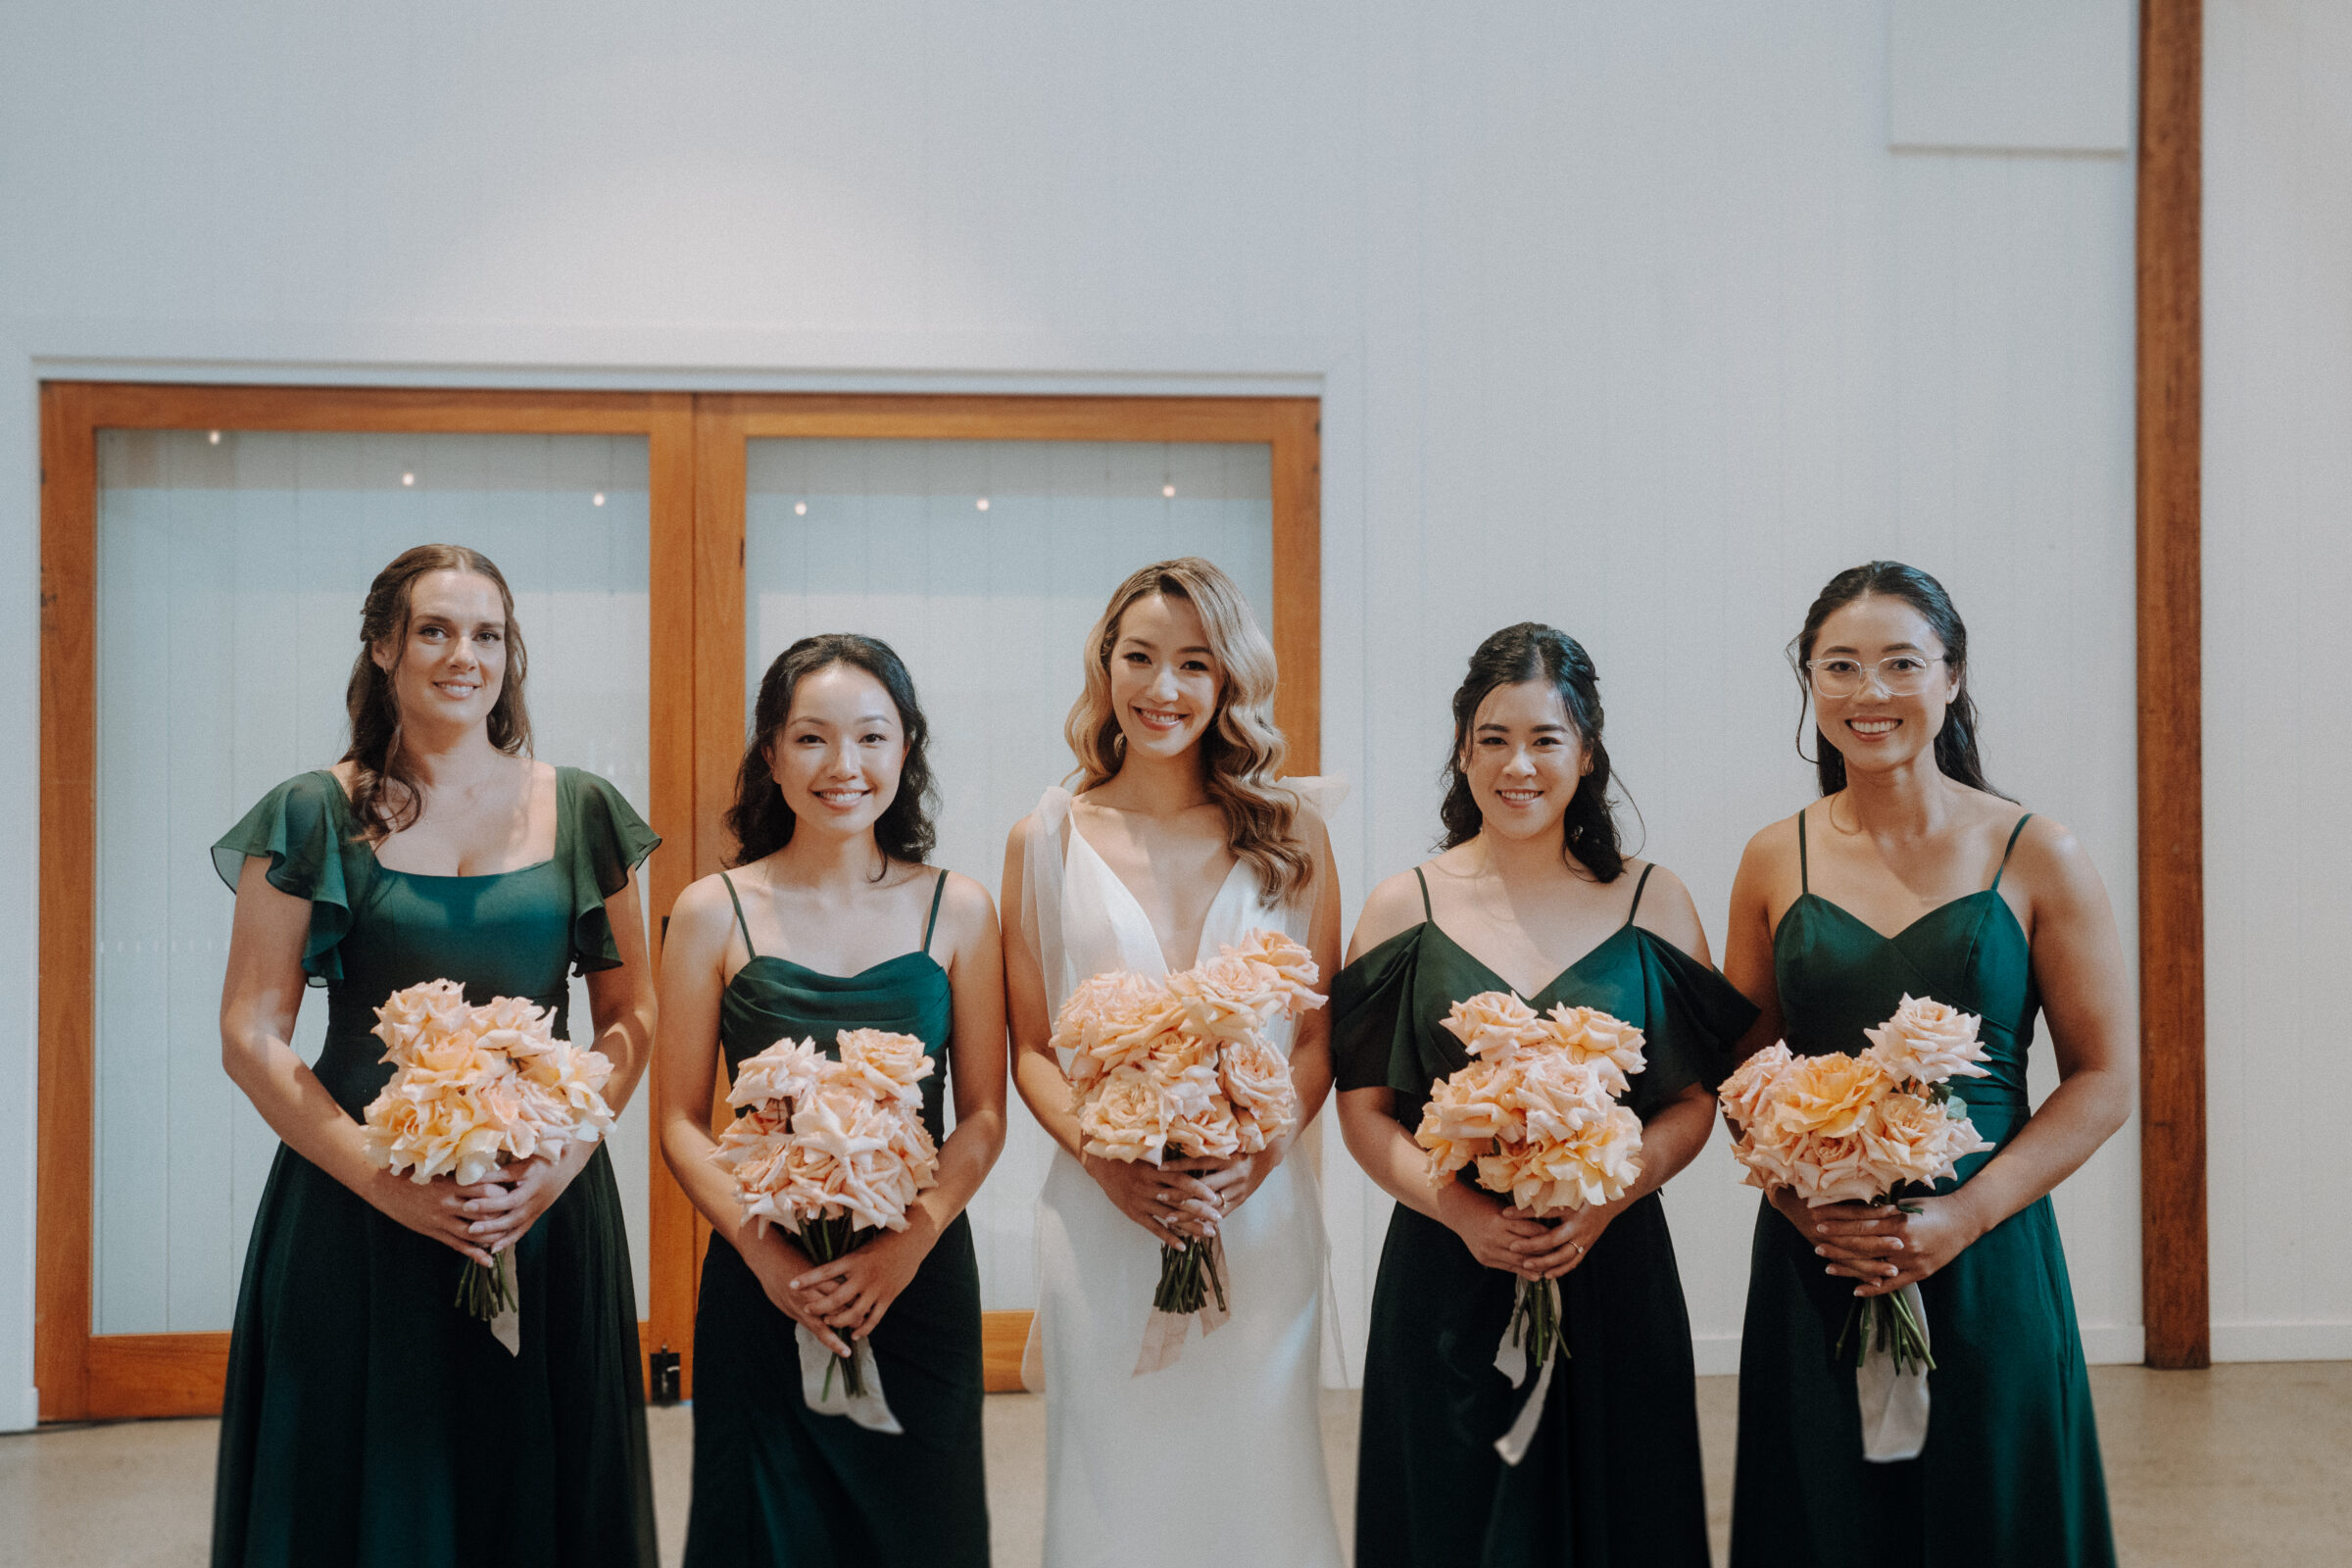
[682,868,989,1568]
[1332,865,1757,1568]
[1729,808,2116,1567]
[208,767,660,1568]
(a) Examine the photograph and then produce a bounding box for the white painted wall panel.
[0,1,2162,1417]
[2204,0,2352,1362]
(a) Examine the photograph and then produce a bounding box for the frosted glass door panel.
[745,438,1275,1309]
[93,429,655,1334]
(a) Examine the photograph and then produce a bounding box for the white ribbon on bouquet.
[1856,1282,1932,1462]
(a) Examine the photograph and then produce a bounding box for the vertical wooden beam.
[1269,399,1323,775]
[35,381,98,1422]
[2136,0,2208,1370]
[642,393,701,1392]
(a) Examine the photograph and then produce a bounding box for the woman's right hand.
[1439,1181,1557,1276]
[365,1166,512,1267]
[1082,1151,1223,1241]
[739,1230,854,1357]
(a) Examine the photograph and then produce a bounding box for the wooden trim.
[981,1309,1031,1394]
[34,383,694,1420]
[697,392,1315,445]
[1269,400,1323,775]
[2135,0,2208,1370]
[35,381,97,1422]
[642,393,703,1396]
[86,1334,230,1420]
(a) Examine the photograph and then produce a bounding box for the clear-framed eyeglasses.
[1805,654,1948,699]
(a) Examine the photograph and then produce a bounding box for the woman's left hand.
[1187,1147,1283,1220]
[1809,1194,1985,1297]
[791,1226,933,1340]
[1513,1200,1620,1281]
[462,1142,593,1254]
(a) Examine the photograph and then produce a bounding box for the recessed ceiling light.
[402,472,416,486]
[975,497,990,512]
[795,501,808,515]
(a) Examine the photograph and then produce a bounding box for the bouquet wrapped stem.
[795,1213,870,1398]
[1506,1267,1561,1374]
[1152,1234,1229,1318]
[1834,1202,1936,1375]
[455,1249,517,1323]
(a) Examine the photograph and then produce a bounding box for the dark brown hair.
[340,545,531,840]
[1438,622,1627,882]
[1788,560,2002,798]
[726,634,938,870]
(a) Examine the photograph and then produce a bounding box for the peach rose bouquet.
[711,1028,940,1416]
[1052,928,1322,1374]
[1718,993,1993,1459]
[361,978,618,1349]
[1413,990,1648,1462]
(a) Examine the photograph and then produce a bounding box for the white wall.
[2203,0,2352,1363]
[0,1,2158,1423]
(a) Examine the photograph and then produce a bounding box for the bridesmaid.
[212,545,659,1568]
[660,634,1004,1566]
[1003,558,1345,1568]
[1725,562,2131,1567]
[1333,622,1756,1568]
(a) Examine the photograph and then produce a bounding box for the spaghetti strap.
[1412,865,1434,922]
[718,871,759,959]
[1990,813,2034,892]
[1797,807,1810,892]
[1623,863,1656,926]
[920,868,949,956]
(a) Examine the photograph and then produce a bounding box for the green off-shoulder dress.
[1730,808,2115,1568]
[1332,865,1759,1568]
[208,767,661,1568]
[682,869,989,1568]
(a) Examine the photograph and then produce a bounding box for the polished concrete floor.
[3,1363,2345,1565]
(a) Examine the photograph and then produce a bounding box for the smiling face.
[1462,679,1589,843]
[1808,594,1962,778]
[765,662,906,841]
[371,568,511,735]
[1106,591,1224,764]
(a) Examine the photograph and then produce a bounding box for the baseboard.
[2211,1321,2352,1362]
[2078,1323,2145,1365]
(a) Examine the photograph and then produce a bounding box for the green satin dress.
[683,869,989,1568]
[209,767,661,1568]
[1730,808,2115,1568]
[1333,865,1759,1568]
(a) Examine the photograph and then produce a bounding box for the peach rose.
[1542,1004,1647,1084]
[1766,1051,1894,1139]
[1441,991,1546,1060]
[838,1028,935,1103]
[1079,1065,1175,1165]
[1219,928,1325,1017]
[1168,955,1280,1043]
[1054,970,1186,1075]
[1507,1053,1619,1144]
[1718,1042,1795,1130]
[1219,1035,1298,1138]
[1863,994,1990,1086]
[1413,1057,1522,1176]
[729,1037,826,1110]
[1168,1095,1244,1159]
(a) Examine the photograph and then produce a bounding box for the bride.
[1002,558,1345,1568]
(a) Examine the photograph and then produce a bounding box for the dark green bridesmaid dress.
[682,868,989,1568]
[1332,865,1759,1568]
[209,767,661,1568]
[1730,808,2115,1568]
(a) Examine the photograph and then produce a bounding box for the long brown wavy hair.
[340,544,532,840]
[1064,558,1312,903]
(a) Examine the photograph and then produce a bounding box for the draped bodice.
[1773,808,2040,1125]
[715,870,956,1142]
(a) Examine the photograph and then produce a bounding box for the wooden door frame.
[2136,0,2207,1370]
[34,382,699,1420]
[683,392,1321,1393]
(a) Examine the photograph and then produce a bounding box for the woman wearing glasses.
[1721,562,2131,1567]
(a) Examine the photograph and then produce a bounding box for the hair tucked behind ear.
[1064,557,1313,904]
[727,634,938,871]
[1438,622,1626,882]
[341,544,531,842]
[1788,560,2005,799]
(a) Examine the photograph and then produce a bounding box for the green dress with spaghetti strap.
[683,869,989,1568]
[208,767,661,1568]
[1332,865,1759,1568]
[1729,809,2116,1568]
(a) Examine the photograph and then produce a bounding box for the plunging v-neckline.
[1065,818,1249,975]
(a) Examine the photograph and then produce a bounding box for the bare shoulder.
[1736,810,1804,886]
[1623,858,1708,956]
[933,867,999,927]
[667,871,740,950]
[1352,865,1432,955]
[2002,810,2106,901]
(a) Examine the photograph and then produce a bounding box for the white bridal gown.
[1023,785,1343,1568]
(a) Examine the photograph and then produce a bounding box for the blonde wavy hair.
[1065,558,1313,904]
